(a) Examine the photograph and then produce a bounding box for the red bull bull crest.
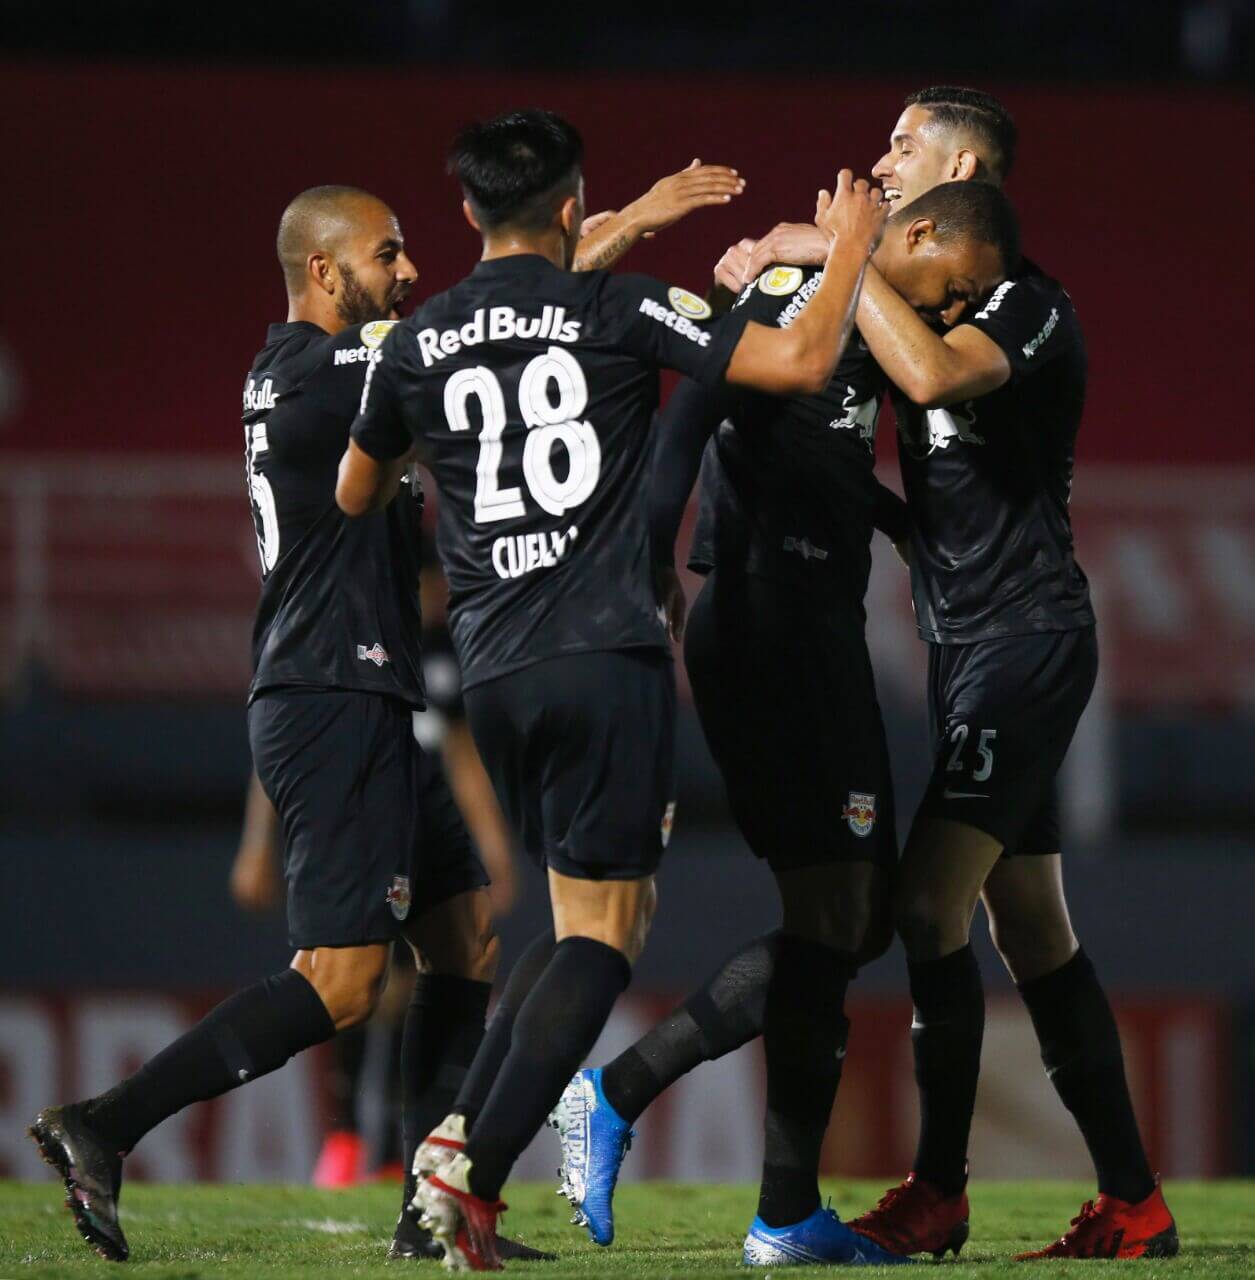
[842,791,876,838]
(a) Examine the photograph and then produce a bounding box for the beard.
[335,262,395,326]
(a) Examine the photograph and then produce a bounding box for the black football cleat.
[28,1104,129,1262]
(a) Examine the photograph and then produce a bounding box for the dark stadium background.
[2,1,1253,1186]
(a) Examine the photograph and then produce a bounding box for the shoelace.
[872,1183,911,1214]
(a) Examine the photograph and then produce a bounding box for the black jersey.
[684,264,895,607]
[351,254,749,689]
[243,320,425,706]
[895,261,1095,643]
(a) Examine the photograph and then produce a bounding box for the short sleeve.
[598,273,750,388]
[963,278,1073,380]
[350,321,414,461]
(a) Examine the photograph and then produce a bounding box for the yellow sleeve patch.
[667,286,713,321]
[758,266,804,297]
[361,319,398,349]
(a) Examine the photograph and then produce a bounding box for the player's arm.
[856,265,1011,407]
[229,771,282,913]
[723,173,887,395]
[337,329,417,516]
[574,159,746,272]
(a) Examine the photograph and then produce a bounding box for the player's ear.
[309,252,336,296]
[558,195,580,237]
[951,148,979,182]
[906,217,936,251]
[461,200,482,233]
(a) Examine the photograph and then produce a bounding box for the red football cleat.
[415,1151,506,1272]
[850,1172,970,1259]
[1015,1179,1178,1260]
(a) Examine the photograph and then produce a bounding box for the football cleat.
[414,1151,506,1272]
[28,1104,129,1263]
[1014,1179,1178,1260]
[850,1173,970,1259]
[548,1068,633,1246]
[312,1129,365,1187]
[413,1112,469,1182]
[744,1203,918,1267]
[390,1170,444,1259]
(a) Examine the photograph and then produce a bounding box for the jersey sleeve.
[350,321,414,461]
[599,273,751,388]
[962,278,1073,381]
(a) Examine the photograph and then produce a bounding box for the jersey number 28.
[443,347,601,523]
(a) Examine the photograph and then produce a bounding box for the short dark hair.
[449,109,583,233]
[905,86,1017,182]
[892,180,1021,276]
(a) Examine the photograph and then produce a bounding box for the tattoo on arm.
[575,231,634,272]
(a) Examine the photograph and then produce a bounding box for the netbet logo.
[638,298,711,347]
[975,279,1016,320]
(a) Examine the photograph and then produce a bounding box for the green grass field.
[3,1180,1254,1278]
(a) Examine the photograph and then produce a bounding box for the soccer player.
[336,109,887,1269]
[736,88,1173,1262]
[553,182,1016,1269]
[27,185,523,1266]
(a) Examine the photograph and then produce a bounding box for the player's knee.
[298,950,390,1031]
[856,910,895,966]
[894,887,959,959]
[988,910,1076,983]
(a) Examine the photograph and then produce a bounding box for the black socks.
[1019,948,1155,1204]
[756,937,857,1228]
[84,969,335,1153]
[401,974,490,1203]
[602,932,778,1125]
[465,937,630,1202]
[909,944,984,1196]
[453,930,556,1132]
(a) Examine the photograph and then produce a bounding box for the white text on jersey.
[417,307,581,368]
[637,298,712,346]
[492,525,580,580]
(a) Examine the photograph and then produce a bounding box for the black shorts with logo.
[248,689,488,949]
[685,569,898,873]
[463,649,676,881]
[916,626,1098,855]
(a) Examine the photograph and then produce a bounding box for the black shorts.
[685,569,898,873]
[463,650,676,881]
[248,689,488,950]
[916,626,1098,856]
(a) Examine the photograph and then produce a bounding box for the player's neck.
[286,294,343,336]
[480,231,567,271]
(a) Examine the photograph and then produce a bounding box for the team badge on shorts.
[661,800,677,848]
[842,791,877,838]
[386,875,412,921]
[667,286,712,320]
[758,266,804,296]
[360,319,397,349]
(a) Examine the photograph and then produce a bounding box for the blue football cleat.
[743,1204,917,1267]
[547,1068,633,1247]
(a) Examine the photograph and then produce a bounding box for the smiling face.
[873,214,1008,328]
[872,105,982,210]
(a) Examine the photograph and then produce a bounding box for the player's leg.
[418,652,670,1266]
[983,849,1175,1259]
[29,690,406,1262]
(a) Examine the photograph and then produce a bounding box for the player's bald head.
[277,185,392,294]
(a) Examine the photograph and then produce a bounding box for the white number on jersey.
[445,347,601,523]
[246,422,280,572]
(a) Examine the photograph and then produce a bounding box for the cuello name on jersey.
[417,306,581,367]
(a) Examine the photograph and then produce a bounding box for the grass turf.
[2,1179,1254,1277]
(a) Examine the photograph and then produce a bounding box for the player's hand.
[580,209,619,239]
[815,171,888,255]
[655,564,688,643]
[713,238,757,294]
[743,223,831,284]
[624,159,746,237]
[229,843,282,913]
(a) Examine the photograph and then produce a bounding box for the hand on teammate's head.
[579,209,619,239]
